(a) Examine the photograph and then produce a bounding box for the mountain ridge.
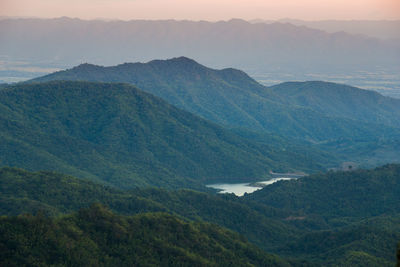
[2,17,398,78]
[0,80,329,189]
[30,57,400,144]
[270,81,400,127]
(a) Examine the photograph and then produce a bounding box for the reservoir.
[206,177,295,196]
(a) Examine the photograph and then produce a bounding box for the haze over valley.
[1,0,400,266]
[1,17,399,98]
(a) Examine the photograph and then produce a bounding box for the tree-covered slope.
[270,81,400,127]
[30,57,400,142]
[0,167,299,251]
[243,164,400,266]
[0,167,165,216]
[278,216,400,266]
[2,166,399,266]
[0,81,330,189]
[0,204,289,267]
[245,164,400,219]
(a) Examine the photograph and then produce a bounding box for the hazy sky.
[1,0,399,21]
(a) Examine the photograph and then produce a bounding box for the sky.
[1,0,400,21]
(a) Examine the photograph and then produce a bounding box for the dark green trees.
[0,204,289,267]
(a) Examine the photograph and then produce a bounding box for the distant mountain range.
[251,19,400,40]
[1,17,398,76]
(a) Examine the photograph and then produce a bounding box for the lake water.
[206,177,295,196]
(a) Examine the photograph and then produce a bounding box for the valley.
[0,14,399,265]
[0,58,399,265]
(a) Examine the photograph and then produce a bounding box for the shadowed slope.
[0,81,328,188]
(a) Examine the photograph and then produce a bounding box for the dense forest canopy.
[1,166,399,266]
[0,204,289,267]
[30,58,400,167]
[0,81,334,190]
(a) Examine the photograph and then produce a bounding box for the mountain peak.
[169,56,198,63]
[147,56,201,67]
[226,18,249,25]
[73,63,102,70]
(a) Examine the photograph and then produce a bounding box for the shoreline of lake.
[206,177,298,196]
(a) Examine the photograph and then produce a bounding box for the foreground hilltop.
[0,204,288,267]
[1,165,399,266]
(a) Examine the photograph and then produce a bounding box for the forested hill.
[0,166,305,250]
[243,164,400,266]
[1,166,399,266]
[270,81,400,127]
[0,81,328,189]
[0,204,289,267]
[245,164,400,218]
[30,57,400,143]
[0,167,165,216]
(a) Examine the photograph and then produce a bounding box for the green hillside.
[0,167,165,216]
[270,81,400,127]
[0,204,289,267]
[2,166,399,266]
[245,164,400,219]
[0,167,299,251]
[30,57,400,143]
[243,164,400,265]
[278,216,400,266]
[0,81,332,189]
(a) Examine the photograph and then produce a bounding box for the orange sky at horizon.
[1,0,399,21]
